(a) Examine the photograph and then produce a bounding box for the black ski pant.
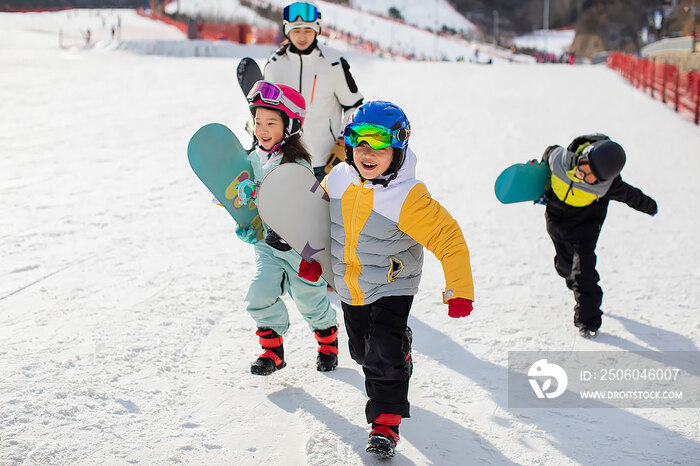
[341,295,413,424]
[551,237,603,330]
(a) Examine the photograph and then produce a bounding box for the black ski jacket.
[545,176,657,241]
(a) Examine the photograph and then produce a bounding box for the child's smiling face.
[254,107,285,151]
[353,143,394,180]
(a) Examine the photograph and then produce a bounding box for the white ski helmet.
[283,1,322,36]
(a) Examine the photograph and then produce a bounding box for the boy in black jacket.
[541,134,658,338]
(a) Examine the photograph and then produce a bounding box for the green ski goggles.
[343,122,409,149]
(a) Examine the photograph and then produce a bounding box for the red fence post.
[674,65,680,112]
[644,59,649,92]
[627,57,634,86]
[631,57,636,86]
[662,62,667,103]
[694,70,700,125]
[650,59,656,99]
[628,55,632,82]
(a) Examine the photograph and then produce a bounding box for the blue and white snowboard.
[256,163,335,288]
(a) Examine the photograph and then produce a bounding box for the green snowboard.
[494,161,551,204]
[187,123,263,240]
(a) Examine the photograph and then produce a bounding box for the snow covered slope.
[347,0,478,35]
[1,10,699,466]
[171,0,488,60]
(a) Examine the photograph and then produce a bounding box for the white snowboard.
[256,163,335,289]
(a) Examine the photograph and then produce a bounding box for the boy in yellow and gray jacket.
[297,100,474,458]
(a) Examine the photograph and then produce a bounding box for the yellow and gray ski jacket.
[322,149,474,306]
[547,145,615,207]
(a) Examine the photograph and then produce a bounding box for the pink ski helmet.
[247,80,306,136]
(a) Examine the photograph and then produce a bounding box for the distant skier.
[539,134,658,338]
[264,1,364,182]
[234,81,339,375]
[297,101,475,457]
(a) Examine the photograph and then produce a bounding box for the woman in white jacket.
[264,1,364,181]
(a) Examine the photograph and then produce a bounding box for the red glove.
[299,259,322,282]
[448,298,473,318]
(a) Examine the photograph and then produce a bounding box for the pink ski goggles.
[247,80,305,118]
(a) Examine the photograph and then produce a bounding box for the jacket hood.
[388,147,416,186]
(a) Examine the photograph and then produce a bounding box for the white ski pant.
[244,241,336,335]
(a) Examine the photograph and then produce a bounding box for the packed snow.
[347,0,478,35]
[175,0,490,61]
[512,29,576,56]
[1,8,699,466]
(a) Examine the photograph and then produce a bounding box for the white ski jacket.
[264,43,363,168]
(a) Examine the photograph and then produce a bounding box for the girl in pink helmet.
[234,80,338,375]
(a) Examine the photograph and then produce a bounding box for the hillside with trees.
[447,0,694,58]
[4,0,697,59]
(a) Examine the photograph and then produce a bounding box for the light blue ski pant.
[245,241,336,335]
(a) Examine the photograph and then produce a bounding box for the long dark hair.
[252,107,312,165]
[280,133,312,165]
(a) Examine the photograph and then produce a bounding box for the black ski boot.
[251,328,286,375]
[579,327,598,339]
[366,432,396,458]
[366,427,399,457]
[366,414,401,457]
[314,326,339,372]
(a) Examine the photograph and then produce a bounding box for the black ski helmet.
[586,140,626,181]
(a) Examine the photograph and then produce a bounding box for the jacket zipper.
[563,181,574,202]
[299,55,303,92]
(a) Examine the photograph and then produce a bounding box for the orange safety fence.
[607,51,700,125]
[136,8,277,45]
